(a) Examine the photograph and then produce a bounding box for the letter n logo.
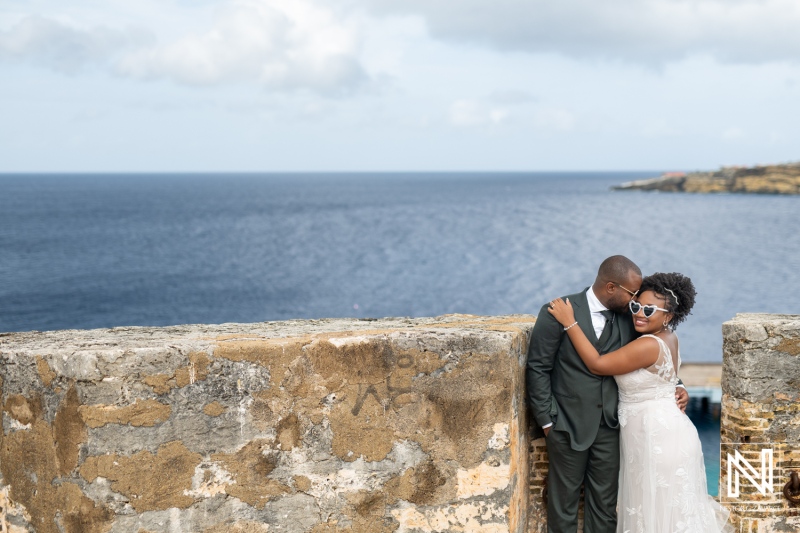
[727,448,774,497]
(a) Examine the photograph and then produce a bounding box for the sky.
[2,0,800,172]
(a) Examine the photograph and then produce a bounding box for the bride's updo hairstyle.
[639,272,696,329]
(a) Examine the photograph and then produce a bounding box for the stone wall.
[720,313,800,532]
[0,315,534,533]
[526,436,548,533]
[5,311,799,532]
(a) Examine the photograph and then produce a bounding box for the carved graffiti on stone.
[351,353,417,416]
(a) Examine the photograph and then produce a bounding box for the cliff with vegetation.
[613,162,800,194]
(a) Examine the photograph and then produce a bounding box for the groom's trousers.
[545,420,620,533]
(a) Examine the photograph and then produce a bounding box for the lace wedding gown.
[615,334,733,533]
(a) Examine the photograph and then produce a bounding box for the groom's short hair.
[597,255,641,283]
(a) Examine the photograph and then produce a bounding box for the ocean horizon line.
[0,169,669,176]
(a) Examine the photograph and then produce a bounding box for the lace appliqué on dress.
[613,334,733,532]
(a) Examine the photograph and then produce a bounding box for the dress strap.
[639,334,677,378]
[639,333,666,346]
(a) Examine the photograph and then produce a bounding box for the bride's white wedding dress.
[614,334,733,533]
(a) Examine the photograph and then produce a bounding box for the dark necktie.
[597,310,614,347]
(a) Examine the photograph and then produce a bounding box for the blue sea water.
[2,172,798,360]
[1,171,797,495]
[685,398,722,496]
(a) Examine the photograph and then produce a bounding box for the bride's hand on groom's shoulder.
[547,297,575,327]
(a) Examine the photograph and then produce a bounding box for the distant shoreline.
[613,162,800,194]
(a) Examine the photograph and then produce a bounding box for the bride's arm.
[548,298,660,376]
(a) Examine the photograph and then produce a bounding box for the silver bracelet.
[563,321,578,331]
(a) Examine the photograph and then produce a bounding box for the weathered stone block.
[0,315,534,533]
[722,314,800,403]
[721,313,800,532]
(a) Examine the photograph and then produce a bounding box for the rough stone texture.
[721,313,800,532]
[526,432,584,533]
[526,436,547,533]
[0,314,534,533]
[612,162,800,195]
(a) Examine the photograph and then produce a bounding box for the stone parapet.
[0,315,534,533]
[720,313,800,532]
[6,311,797,532]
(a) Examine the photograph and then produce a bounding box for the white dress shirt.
[586,286,612,338]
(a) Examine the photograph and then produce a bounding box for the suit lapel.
[617,310,636,345]
[572,289,600,344]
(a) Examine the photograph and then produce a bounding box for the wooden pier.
[680,362,722,402]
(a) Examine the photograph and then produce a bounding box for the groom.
[526,255,689,532]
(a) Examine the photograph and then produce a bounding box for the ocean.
[2,171,797,496]
[2,172,797,360]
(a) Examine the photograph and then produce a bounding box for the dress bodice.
[614,334,680,405]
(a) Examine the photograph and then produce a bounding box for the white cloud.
[534,107,575,132]
[449,98,509,127]
[118,0,367,93]
[488,90,536,105]
[356,0,800,65]
[0,15,147,73]
[0,0,368,94]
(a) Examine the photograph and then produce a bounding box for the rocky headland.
[613,162,800,194]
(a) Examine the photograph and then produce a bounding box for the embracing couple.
[526,256,731,533]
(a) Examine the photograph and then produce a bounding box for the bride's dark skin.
[548,290,680,377]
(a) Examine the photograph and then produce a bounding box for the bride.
[547,272,732,533]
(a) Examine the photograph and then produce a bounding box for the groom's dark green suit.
[527,288,637,533]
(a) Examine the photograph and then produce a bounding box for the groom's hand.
[675,387,689,413]
[543,426,551,437]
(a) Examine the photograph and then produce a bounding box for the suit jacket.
[526,288,637,451]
